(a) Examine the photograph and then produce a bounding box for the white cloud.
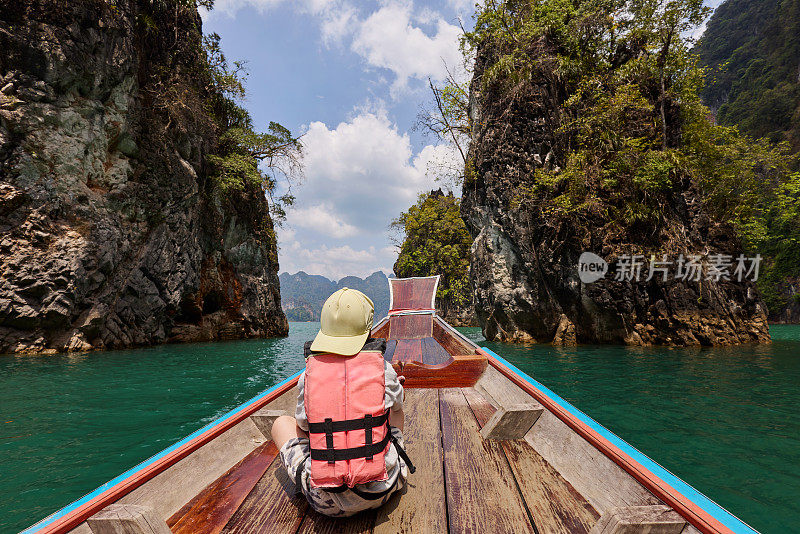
[447,0,476,15]
[203,0,465,94]
[320,4,357,45]
[277,105,461,279]
[288,204,359,238]
[351,3,463,92]
[304,0,337,14]
[297,107,442,224]
[413,143,463,182]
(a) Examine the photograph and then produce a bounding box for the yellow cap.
[310,288,374,356]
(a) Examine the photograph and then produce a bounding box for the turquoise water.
[1,323,798,533]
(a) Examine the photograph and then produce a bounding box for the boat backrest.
[388,276,439,314]
[389,314,433,339]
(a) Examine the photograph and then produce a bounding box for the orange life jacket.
[304,350,390,488]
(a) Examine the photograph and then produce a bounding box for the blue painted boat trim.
[22,370,303,534]
[482,347,758,534]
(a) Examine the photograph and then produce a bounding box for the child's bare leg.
[271,415,308,449]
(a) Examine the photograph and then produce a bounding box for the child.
[271,288,412,517]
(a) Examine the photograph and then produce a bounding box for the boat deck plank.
[189,386,603,534]
[220,451,307,534]
[167,441,278,534]
[438,387,537,534]
[503,441,600,534]
[373,389,447,534]
[295,509,376,533]
[393,339,422,363]
[461,386,600,534]
[420,337,451,366]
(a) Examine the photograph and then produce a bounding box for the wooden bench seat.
[474,366,543,440]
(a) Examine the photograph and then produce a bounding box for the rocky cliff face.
[770,276,800,324]
[0,0,287,354]
[462,48,770,347]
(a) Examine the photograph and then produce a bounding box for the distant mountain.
[694,0,800,323]
[694,0,800,150]
[279,271,390,322]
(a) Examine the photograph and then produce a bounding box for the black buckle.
[324,418,335,464]
[364,414,373,460]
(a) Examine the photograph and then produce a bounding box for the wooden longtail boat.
[24,276,758,534]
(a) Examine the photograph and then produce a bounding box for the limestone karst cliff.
[0,0,288,354]
[695,0,800,324]
[461,3,770,346]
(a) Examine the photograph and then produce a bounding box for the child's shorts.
[279,426,407,517]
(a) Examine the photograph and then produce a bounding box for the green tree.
[391,190,473,317]
[694,0,800,150]
[202,32,302,223]
[466,1,793,257]
[417,63,473,190]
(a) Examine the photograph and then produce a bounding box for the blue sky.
[201,0,471,280]
[201,0,722,281]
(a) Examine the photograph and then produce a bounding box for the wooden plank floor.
[420,337,452,366]
[168,442,279,534]
[461,387,600,534]
[374,389,447,533]
[210,388,599,533]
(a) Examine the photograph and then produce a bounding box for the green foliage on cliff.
[417,75,472,189]
[467,0,727,221]
[202,33,302,222]
[127,0,302,225]
[391,190,472,314]
[746,170,800,313]
[466,0,798,314]
[694,0,800,150]
[692,0,800,315]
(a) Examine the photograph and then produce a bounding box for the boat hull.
[23,276,758,534]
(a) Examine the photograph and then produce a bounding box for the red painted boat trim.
[480,349,732,534]
[32,375,299,534]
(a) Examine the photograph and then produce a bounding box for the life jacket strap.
[308,411,390,464]
[389,432,416,474]
[364,414,374,460]
[307,411,389,434]
[309,431,392,462]
[298,431,415,500]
